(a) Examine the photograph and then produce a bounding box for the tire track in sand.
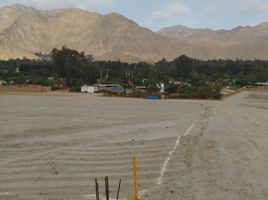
[157,110,206,185]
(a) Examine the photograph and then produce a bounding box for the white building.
[81,85,99,93]
[0,80,7,86]
[256,82,268,86]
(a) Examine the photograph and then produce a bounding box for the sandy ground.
[0,90,267,200]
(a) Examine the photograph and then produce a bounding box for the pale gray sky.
[1,0,268,30]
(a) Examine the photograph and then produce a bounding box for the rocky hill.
[0,4,201,62]
[1,4,268,62]
[157,23,268,60]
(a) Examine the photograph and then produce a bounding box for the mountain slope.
[1,4,268,61]
[0,4,204,62]
[157,23,268,60]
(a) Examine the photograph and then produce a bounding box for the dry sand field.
[0,90,267,200]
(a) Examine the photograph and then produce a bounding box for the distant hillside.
[157,23,268,60]
[0,4,203,62]
[1,4,268,62]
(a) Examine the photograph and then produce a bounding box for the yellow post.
[133,156,139,200]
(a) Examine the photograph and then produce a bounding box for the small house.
[81,85,99,93]
[94,84,124,92]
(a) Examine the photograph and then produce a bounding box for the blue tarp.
[145,96,160,100]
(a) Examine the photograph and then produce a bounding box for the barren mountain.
[157,23,268,60]
[1,4,268,62]
[0,4,205,62]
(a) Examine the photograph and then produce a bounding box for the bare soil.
[0,90,267,200]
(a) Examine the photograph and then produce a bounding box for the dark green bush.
[177,85,222,99]
[69,86,82,92]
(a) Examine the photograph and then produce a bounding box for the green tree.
[51,47,93,87]
[174,55,193,80]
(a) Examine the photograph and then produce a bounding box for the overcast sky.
[1,0,268,30]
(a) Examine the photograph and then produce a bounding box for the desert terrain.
[2,4,268,62]
[0,90,268,200]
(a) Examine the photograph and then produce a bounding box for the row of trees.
[1,47,268,88]
[157,55,268,85]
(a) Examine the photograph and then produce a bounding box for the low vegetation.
[1,47,268,99]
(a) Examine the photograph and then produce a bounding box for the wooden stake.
[105,176,109,200]
[95,178,100,200]
[116,179,122,200]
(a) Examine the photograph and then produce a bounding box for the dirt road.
[147,90,268,200]
[0,91,267,200]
